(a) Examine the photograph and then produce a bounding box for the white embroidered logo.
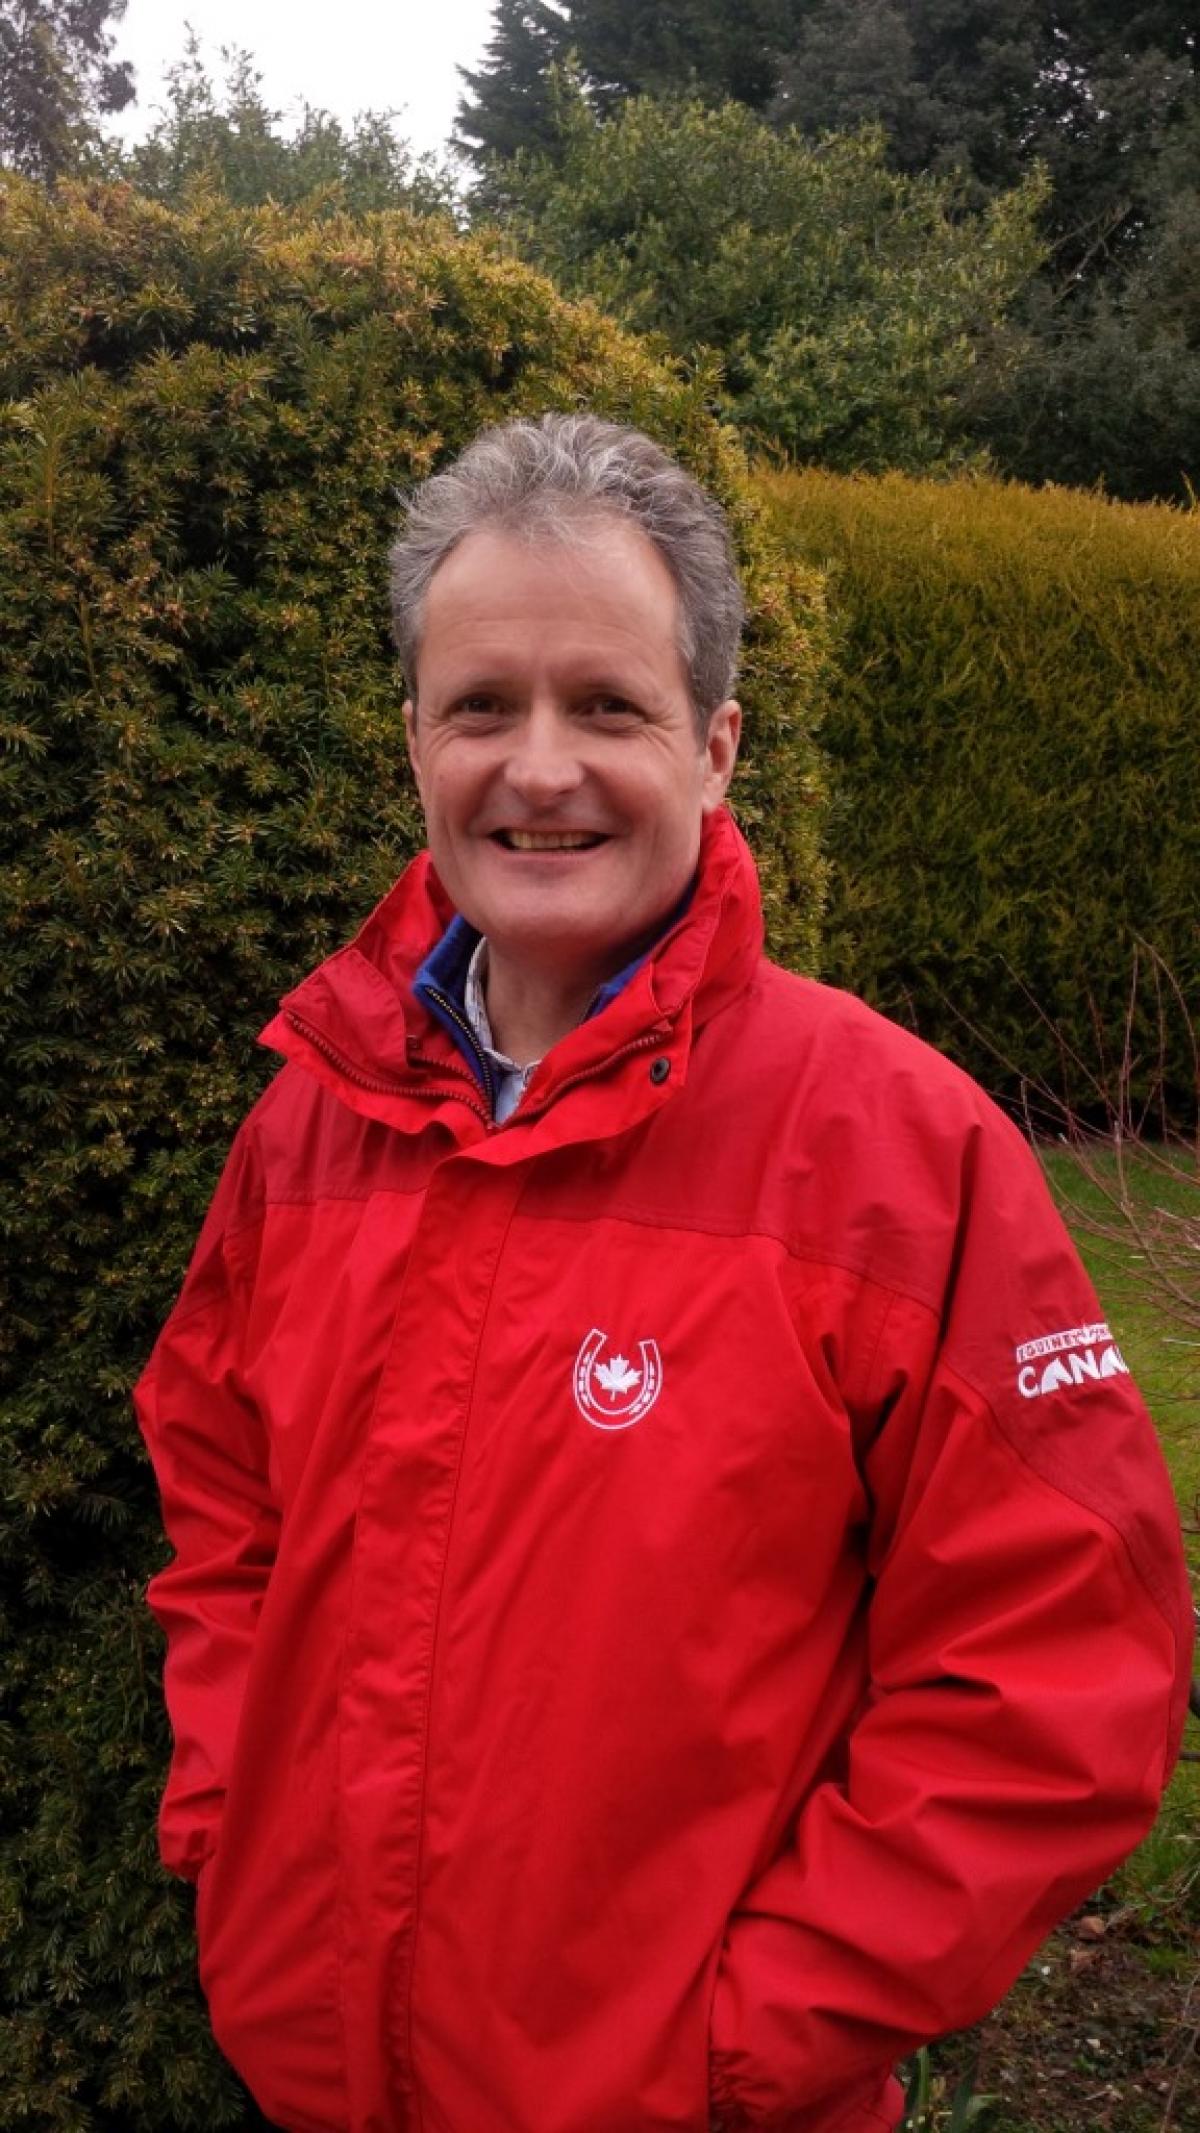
[573,1328,663,1430]
[1014,1321,1130,1400]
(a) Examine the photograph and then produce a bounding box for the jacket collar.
[257,805,764,1153]
[411,878,697,1096]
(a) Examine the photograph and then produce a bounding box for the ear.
[402,698,423,801]
[701,700,741,811]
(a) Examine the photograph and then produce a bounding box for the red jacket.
[136,807,1193,2133]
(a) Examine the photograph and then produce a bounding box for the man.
[136,413,1192,2133]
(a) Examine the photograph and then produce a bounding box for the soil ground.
[922,1893,1198,2133]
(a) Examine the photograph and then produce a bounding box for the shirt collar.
[463,937,519,1072]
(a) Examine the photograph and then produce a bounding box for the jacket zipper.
[418,983,499,1113]
[284,1011,672,1131]
[282,1009,491,1123]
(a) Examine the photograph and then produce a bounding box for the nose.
[503,701,586,809]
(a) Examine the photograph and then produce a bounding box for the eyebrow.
[438,668,652,702]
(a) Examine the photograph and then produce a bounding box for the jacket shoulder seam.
[516,1200,945,1318]
[939,1349,1185,1664]
[260,1185,428,1210]
[155,1212,267,1337]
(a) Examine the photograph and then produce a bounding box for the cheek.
[423,757,480,822]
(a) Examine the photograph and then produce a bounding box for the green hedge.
[0,176,828,2131]
[761,467,1200,1125]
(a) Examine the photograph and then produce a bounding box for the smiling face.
[403,518,740,997]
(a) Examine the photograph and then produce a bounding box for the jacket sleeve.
[709,1098,1194,2133]
[133,1121,278,1883]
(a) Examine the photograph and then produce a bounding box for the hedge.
[0,176,829,2132]
[760,467,1200,1125]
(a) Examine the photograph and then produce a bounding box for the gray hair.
[389,412,745,722]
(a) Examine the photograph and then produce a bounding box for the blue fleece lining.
[413,916,485,1077]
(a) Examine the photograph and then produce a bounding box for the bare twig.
[1158,1966,1199,2133]
[931,944,1199,1348]
[1046,198,1137,304]
[930,949,1200,1750]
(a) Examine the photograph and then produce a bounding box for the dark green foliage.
[773,2,1200,503]
[560,0,798,110]
[967,270,1200,508]
[776,1,1198,268]
[0,175,827,2129]
[0,0,134,179]
[762,467,1200,1124]
[455,0,802,169]
[460,2,1198,498]
[455,0,572,171]
[464,0,1197,266]
[966,105,1200,504]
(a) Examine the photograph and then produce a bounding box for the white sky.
[105,0,498,161]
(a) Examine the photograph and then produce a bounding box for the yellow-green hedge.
[761,467,1200,1124]
[0,176,828,2132]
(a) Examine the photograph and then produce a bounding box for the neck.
[483,949,602,1066]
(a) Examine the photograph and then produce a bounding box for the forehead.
[419,519,685,681]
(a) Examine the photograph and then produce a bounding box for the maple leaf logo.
[595,1353,641,1400]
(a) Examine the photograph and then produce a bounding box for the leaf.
[595,1352,640,1398]
[949,2071,999,2130]
[902,2048,931,2127]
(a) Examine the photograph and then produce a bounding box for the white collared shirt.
[463,939,542,1124]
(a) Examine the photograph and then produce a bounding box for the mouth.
[491,830,610,852]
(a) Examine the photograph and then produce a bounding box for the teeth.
[505,831,601,851]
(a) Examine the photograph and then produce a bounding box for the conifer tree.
[566,0,798,111]
[0,0,134,178]
[774,1,1197,273]
[455,0,803,168]
[455,0,571,170]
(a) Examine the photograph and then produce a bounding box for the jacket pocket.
[820,2073,904,2132]
[709,2062,902,2133]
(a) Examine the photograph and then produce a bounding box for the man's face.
[403,519,740,988]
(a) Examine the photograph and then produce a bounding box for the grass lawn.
[907,1142,1199,2133]
[1041,1142,1199,1535]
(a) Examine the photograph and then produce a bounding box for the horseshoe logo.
[572,1328,663,1431]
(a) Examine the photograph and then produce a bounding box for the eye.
[584,694,641,721]
[452,692,506,717]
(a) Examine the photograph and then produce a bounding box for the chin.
[492,913,635,971]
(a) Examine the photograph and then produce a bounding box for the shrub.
[492,91,1046,474]
[760,466,1200,1124]
[0,175,828,2130]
